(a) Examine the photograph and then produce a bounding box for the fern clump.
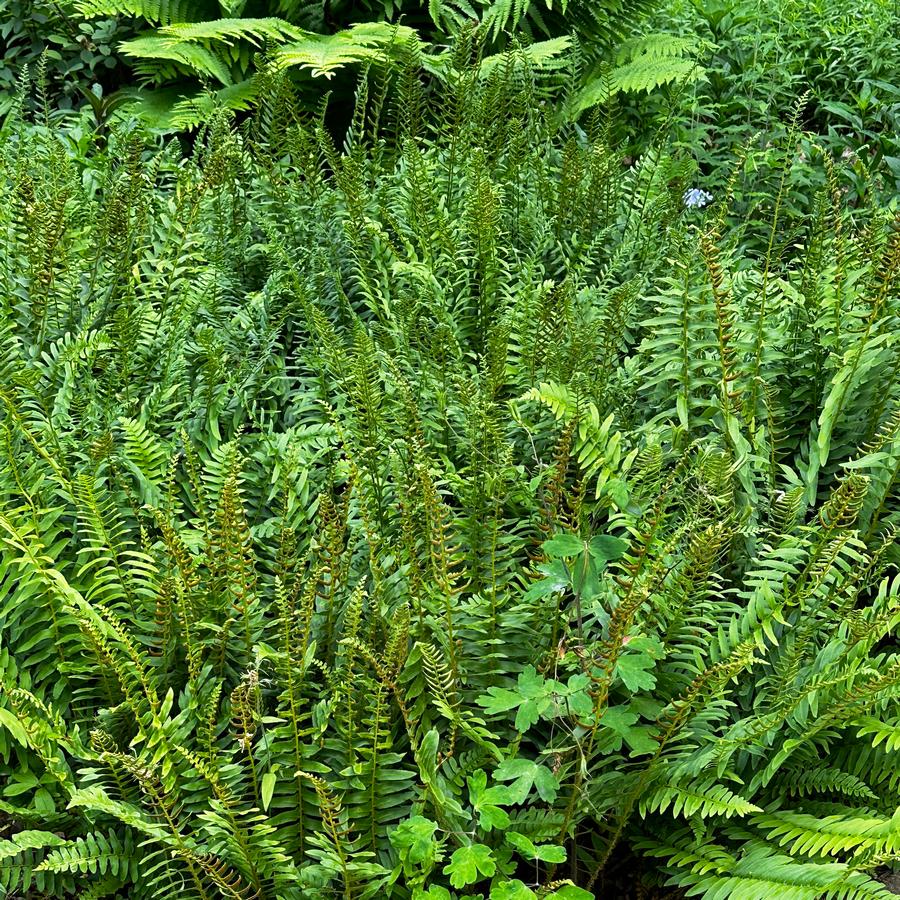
[63,0,670,130]
[1,37,900,900]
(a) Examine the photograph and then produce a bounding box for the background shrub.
[0,0,136,116]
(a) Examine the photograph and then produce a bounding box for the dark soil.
[591,846,686,899]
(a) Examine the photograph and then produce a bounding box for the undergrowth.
[1,35,900,900]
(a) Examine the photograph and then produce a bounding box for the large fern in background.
[2,34,900,900]
[65,0,693,130]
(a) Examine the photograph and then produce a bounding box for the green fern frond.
[678,842,895,900]
[754,809,900,858]
[35,831,138,882]
[74,0,199,24]
[640,778,762,820]
[854,717,900,753]
[277,24,422,79]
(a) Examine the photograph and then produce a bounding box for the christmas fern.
[1,38,900,900]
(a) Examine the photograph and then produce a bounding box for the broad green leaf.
[597,705,657,755]
[414,888,452,900]
[615,652,657,692]
[507,831,567,863]
[615,636,664,692]
[523,560,570,600]
[0,708,28,747]
[445,844,496,888]
[494,758,560,803]
[515,699,542,733]
[477,688,522,715]
[390,816,439,865]
[476,667,551,732]
[533,843,567,863]
[517,666,546,699]
[589,534,629,566]
[551,886,594,900]
[542,533,585,558]
[490,878,537,899]
[468,770,512,831]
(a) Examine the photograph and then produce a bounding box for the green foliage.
[648,0,900,203]
[64,0,666,130]
[0,0,135,116]
[0,0,686,133]
[2,33,900,900]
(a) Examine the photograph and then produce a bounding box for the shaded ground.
[591,849,685,899]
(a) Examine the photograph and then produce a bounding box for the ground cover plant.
[632,0,900,203]
[2,17,900,900]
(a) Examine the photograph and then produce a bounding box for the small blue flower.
[683,187,713,209]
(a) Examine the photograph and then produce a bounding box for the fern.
[35,830,138,881]
[640,778,762,820]
[3,35,900,900]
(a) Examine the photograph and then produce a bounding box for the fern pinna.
[1,38,900,900]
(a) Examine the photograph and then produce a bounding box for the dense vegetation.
[3,0,667,129]
[2,2,900,899]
